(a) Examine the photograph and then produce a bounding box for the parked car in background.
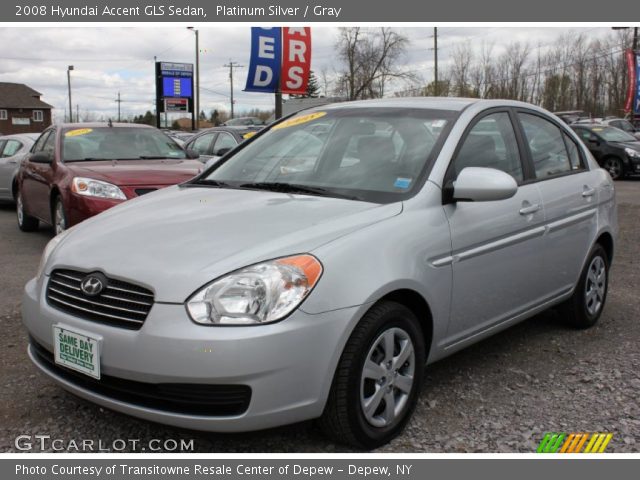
[599,117,640,140]
[221,116,265,127]
[24,99,616,449]
[0,133,39,202]
[553,110,588,124]
[184,126,258,169]
[16,123,202,234]
[571,124,640,179]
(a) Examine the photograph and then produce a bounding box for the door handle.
[519,204,541,215]
[582,186,596,197]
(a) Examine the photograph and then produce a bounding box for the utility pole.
[116,92,122,122]
[67,65,74,122]
[187,27,200,129]
[275,78,283,120]
[76,104,79,123]
[431,27,439,96]
[224,61,244,119]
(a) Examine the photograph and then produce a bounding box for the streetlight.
[67,65,74,123]
[187,27,200,130]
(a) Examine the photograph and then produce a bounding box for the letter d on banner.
[245,27,281,92]
[281,27,312,95]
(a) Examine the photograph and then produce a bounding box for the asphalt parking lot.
[1,180,639,453]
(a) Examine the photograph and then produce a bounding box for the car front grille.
[46,269,154,330]
[134,188,157,196]
[30,338,252,416]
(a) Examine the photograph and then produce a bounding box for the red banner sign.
[281,27,312,95]
[625,49,636,113]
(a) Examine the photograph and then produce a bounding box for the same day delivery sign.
[245,27,312,94]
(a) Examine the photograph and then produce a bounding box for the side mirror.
[453,167,518,202]
[214,147,232,157]
[185,149,200,160]
[30,152,52,164]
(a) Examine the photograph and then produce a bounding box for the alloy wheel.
[585,255,606,316]
[603,158,622,179]
[360,327,415,428]
[54,200,66,235]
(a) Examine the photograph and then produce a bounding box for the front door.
[443,111,547,344]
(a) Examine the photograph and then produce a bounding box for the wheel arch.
[371,289,434,362]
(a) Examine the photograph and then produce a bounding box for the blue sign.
[163,77,192,98]
[245,27,281,93]
[635,53,640,114]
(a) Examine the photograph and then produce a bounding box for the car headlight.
[71,177,126,200]
[36,229,71,278]
[624,147,640,159]
[186,254,323,325]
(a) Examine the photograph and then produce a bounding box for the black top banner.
[4,0,640,22]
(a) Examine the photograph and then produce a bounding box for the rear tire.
[559,244,609,329]
[16,191,39,232]
[319,301,425,449]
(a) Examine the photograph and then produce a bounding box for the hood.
[68,159,203,186]
[49,186,402,302]
[609,140,640,150]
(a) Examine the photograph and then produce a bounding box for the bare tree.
[335,27,413,100]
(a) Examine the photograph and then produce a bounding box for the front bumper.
[22,276,360,432]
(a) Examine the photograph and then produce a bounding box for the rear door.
[516,110,599,297]
[443,110,547,343]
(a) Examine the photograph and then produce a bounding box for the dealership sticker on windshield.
[272,111,327,130]
[65,128,93,137]
[394,177,412,189]
[53,325,100,379]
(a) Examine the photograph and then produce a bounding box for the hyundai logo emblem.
[80,274,105,297]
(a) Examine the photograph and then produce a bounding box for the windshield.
[62,127,186,161]
[593,126,637,143]
[201,108,455,203]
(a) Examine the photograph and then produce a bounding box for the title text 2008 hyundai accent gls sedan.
[22,98,617,449]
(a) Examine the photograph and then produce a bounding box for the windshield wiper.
[65,157,111,162]
[238,182,361,200]
[137,155,174,159]
[191,179,236,188]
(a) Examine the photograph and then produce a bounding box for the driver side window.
[453,112,523,182]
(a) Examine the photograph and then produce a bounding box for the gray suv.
[23,98,617,449]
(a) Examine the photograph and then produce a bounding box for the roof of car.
[0,133,39,141]
[571,123,608,129]
[318,97,545,112]
[196,126,257,135]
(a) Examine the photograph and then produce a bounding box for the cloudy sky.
[0,26,613,122]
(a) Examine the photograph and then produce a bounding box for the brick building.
[0,82,53,135]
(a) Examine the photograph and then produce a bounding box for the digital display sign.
[155,60,195,128]
[162,77,193,98]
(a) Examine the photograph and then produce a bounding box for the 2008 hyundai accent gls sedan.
[23,98,617,449]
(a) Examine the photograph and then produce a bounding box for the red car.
[16,123,202,234]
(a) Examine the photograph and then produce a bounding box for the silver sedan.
[0,133,38,202]
[23,98,617,449]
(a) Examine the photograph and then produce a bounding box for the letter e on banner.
[281,27,312,95]
[245,27,281,93]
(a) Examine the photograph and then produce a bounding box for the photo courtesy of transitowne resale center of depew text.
[0,0,639,479]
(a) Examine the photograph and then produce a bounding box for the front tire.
[319,301,425,449]
[53,196,68,235]
[602,157,624,180]
[560,244,609,329]
[16,191,39,232]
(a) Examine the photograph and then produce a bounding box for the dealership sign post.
[155,61,194,129]
[245,27,312,118]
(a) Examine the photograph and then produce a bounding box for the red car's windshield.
[62,127,186,161]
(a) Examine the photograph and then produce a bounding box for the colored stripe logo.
[537,433,613,453]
